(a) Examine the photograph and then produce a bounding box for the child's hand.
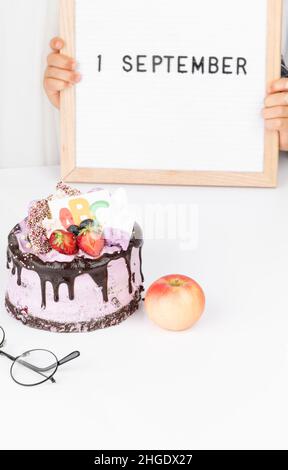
[263,78,288,151]
[44,37,81,109]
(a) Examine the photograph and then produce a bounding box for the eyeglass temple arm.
[0,350,56,383]
[17,358,56,383]
[34,351,80,372]
[58,351,80,366]
[0,350,16,362]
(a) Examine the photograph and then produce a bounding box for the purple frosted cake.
[5,183,144,333]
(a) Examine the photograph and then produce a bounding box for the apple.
[145,274,205,331]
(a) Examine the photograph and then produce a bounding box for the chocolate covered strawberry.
[49,230,78,255]
[77,226,104,258]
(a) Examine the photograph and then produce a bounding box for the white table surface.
[1,159,288,451]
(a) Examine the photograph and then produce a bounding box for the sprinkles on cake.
[27,182,81,254]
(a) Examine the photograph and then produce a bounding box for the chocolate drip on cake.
[40,279,47,308]
[6,249,11,269]
[139,246,145,283]
[7,223,144,309]
[16,264,22,286]
[124,250,133,294]
[38,273,79,308]
[10,259,22,286]
[88,264,109,303]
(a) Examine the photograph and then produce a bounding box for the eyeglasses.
[0,326,80,387]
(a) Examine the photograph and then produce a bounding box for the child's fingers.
[47,52,76,71]
[267,78,288,94]
[50,37,65,53]
[265,91,288,108]
[262,106,288,120]
[44,77,72,92]
[45,66,81,84]
[264,117,288,131]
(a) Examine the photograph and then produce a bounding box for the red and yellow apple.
[145,274,205,331]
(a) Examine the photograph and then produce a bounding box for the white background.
[75,0,267,172]
[1,159,288,450]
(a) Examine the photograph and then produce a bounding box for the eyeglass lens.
[11,349,58,386]
[0,327,4,347]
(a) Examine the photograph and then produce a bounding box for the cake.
[5,183,144,332]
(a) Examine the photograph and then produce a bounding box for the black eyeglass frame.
[0,326,80,387]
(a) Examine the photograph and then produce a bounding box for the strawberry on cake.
[5,183,144,333]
